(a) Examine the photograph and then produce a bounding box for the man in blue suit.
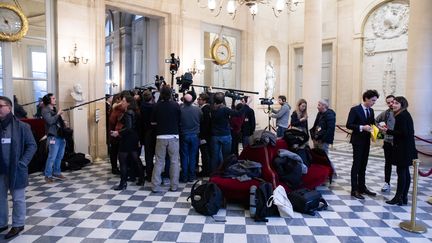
[346,90,379,200]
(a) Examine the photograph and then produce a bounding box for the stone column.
[406,0,432,136]
[302,0,322,122]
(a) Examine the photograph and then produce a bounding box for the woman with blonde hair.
[290,98,308,133]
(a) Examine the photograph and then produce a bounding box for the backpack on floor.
[253,182,279,222]
[273,156,302,189]
[187,180,222,216]
[288,188,328,216]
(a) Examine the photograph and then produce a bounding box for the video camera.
[165,53,180,74]
[154,75,166,90]
[225,90,244,101]
[176,72,193,93]
[259,97,274,106]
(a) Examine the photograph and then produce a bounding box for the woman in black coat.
[110,94,145,190]
[290,98,308,133]
[380,96,417,205]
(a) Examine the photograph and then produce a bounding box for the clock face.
[0,3,28,42]
[0,8,22,35]
[216,45,228,60]
[212,41,231,65]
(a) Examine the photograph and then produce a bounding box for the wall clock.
[210,39,232,66]
[0,3,28,42]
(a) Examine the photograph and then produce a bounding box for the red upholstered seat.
[21,118,45,141]
[210,138,333,203]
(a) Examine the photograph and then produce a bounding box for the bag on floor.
[187,181,222,216]
[273,156,302,189]
[254,182,279,222]
[288,188,328,216]
[267,185,294,218]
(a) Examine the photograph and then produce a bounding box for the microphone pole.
[21,100,40,107]
[62,95,112,112]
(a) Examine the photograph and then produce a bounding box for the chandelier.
[198,0,300,19]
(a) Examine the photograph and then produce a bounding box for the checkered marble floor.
[3,144,432,242]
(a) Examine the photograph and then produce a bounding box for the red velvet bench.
[210,139,333,203]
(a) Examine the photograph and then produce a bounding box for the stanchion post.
[399,159,427,233]
[94,108,102,162]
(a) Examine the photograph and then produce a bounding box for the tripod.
[263,105,277,133]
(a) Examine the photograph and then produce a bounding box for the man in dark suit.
[346,90,379,199]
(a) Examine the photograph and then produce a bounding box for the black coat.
[199,104,212,141]
[241,105,256,136]
[290,111,308,132]
[386,109,417,167]
[311,109,336,144]
[346,104,375,145]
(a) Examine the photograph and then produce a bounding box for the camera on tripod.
[176,72,193,93]
[259,97,274,106]
[165,53,180,74]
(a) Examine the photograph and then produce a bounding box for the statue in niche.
[265,61,276,99]
[71,83,84,103]
[382,54,397,97]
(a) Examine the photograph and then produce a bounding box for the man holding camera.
[270,95,291,137]
[150,86,181,192]
[241,96,255,148]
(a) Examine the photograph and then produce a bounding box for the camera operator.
[179,94,202,182]
[241,96,255,148]
[150,85,181,192]
[41,94,66,183]
[270,95,291,137]
[197,93,211,177]
[140,90,156,182]
[210,92,246,172]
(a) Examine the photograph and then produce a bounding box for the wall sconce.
[187,59,205,76]
[63,43,89,66]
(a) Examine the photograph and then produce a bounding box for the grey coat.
[278,149,308,174]
[7,117,37,189]
[42,105,61,136]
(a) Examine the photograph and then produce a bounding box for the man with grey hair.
[310,99,336,154]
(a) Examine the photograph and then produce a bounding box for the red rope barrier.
[336,125,351,135]
[419,168,432,177]
[335,125,432,157]
[417,150,432,157]
[415,135,432,144]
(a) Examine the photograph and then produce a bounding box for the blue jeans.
[276,126,287,138]
[242,135,251,149]
[210,135,232,172]
[0,175,26,227]
[44,136,66,177]
[180,134,199,181]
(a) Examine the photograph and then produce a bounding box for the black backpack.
[283,128,309,149]
[288,188,328,216]
[253,182,279,222]
[187,181,222,216]
[273,156,302,189]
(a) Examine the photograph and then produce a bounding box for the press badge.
[1,138,11,144]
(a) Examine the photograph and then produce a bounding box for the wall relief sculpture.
[362,0,408,111]
[371,2,409,39]
[382,54,397,97]
[363,38,376,56]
